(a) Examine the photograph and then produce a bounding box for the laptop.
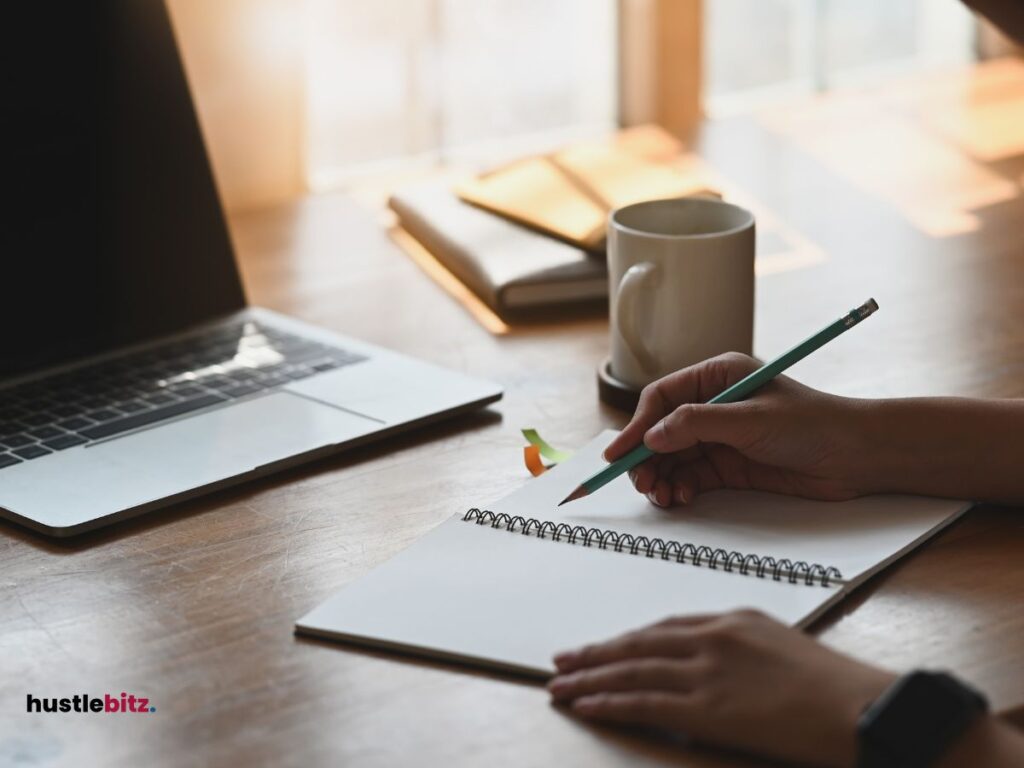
[0,1,502,537]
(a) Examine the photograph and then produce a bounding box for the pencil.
[558,298,880,505]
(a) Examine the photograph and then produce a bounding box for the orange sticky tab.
[524,445,548,477]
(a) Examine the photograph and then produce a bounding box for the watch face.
[862,672,987,764]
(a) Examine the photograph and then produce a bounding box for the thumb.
[644,403,756,454]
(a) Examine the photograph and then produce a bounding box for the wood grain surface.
[2,60,1022,767]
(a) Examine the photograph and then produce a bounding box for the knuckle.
[661,407,691,438]
[715,351,758,378]
[637,382,665,415]
[635,657,666,677]
[691,684,724,716]
[636,691,666,716]
[703,611,761,648]
[623,664,647,686]
[622,635,643,655]
[733,608,767,623]
[692,653,720,680]
[721,351,751,365]
[692,653,716,675]
[692,655,724,684]
[699,620,739,648]
[638,383,658,406]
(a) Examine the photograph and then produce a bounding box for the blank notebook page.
[492,431,969,583]
[297,432,969,677]
[297,515,835,677]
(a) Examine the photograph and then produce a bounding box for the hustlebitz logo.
[27,692,156,714]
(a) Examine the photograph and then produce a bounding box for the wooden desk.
[3,60,1022,766]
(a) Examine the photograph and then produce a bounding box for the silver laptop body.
[0,1,501,536]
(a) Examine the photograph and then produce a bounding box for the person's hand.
[549,610,895,768]
[604,352,876,506]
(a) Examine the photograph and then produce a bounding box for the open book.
[455,125,718,252]
[296,432,970,677]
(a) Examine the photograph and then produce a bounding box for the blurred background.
[166,0,1020,213]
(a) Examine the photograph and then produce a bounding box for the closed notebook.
[296,432,970,677]
[389,180,608,313]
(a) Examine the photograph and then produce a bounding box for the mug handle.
[615,261,659,377]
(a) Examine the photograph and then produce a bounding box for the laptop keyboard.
[0,321,367,469]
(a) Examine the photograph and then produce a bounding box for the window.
[705,0,975,115]
[304,0,617,189]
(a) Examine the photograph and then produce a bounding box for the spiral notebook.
[296,432,970,677]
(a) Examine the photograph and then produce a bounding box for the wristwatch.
[857,670,988,768]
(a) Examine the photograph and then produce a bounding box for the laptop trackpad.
[102,391,379,488]
[0,392,379,533]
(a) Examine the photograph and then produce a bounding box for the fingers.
[670,458,725,504]
[603,353,760,462]
[568,691,695,729]
[628,448,702,496]
[630,453,724,507]
[549,658,702,702]
[554,627,700,673]
[645,402,758,455]
[604,381,671,461]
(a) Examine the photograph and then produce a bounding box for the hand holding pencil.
[565,299,881,507]
[601,350,876,506]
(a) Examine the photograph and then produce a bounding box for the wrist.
[851,398,941,496]
[856,671,989,768]
[831,669,898,768]
[936,715,1024,768]
[841,398,907,496]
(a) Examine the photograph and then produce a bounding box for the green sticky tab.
[521,428,573,464]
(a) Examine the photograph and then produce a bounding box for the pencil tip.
[558,486,589,506]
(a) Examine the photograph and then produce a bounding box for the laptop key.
[225,369,259,383]
[56,416,95,432]
[167,384,206,398]
[79,393,227,440]
[1,433,35,449]
[79,397,112,410]
[0,453,22,469]
[42,434,88,451]
[27,426,64,440]
[85,408,120,423]
[283,366,315,381]
[21,413,53,427]
[310,359,340,373]
[0,422,26,437]
[117,399,149,413]
[13,444,52,460]
[220,384,261,399]
[22,398,54,413]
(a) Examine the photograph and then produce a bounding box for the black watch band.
[857,671,988,768]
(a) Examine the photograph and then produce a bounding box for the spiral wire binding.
[462,509,843,587]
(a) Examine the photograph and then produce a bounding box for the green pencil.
[559,298,880,506]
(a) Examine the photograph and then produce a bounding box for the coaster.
[597,357,641,412]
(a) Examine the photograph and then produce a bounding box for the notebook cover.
[389,181,607,314]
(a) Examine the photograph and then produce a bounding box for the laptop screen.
[3,0,246,379]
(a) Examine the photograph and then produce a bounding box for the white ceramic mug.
[608,197,755,390]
